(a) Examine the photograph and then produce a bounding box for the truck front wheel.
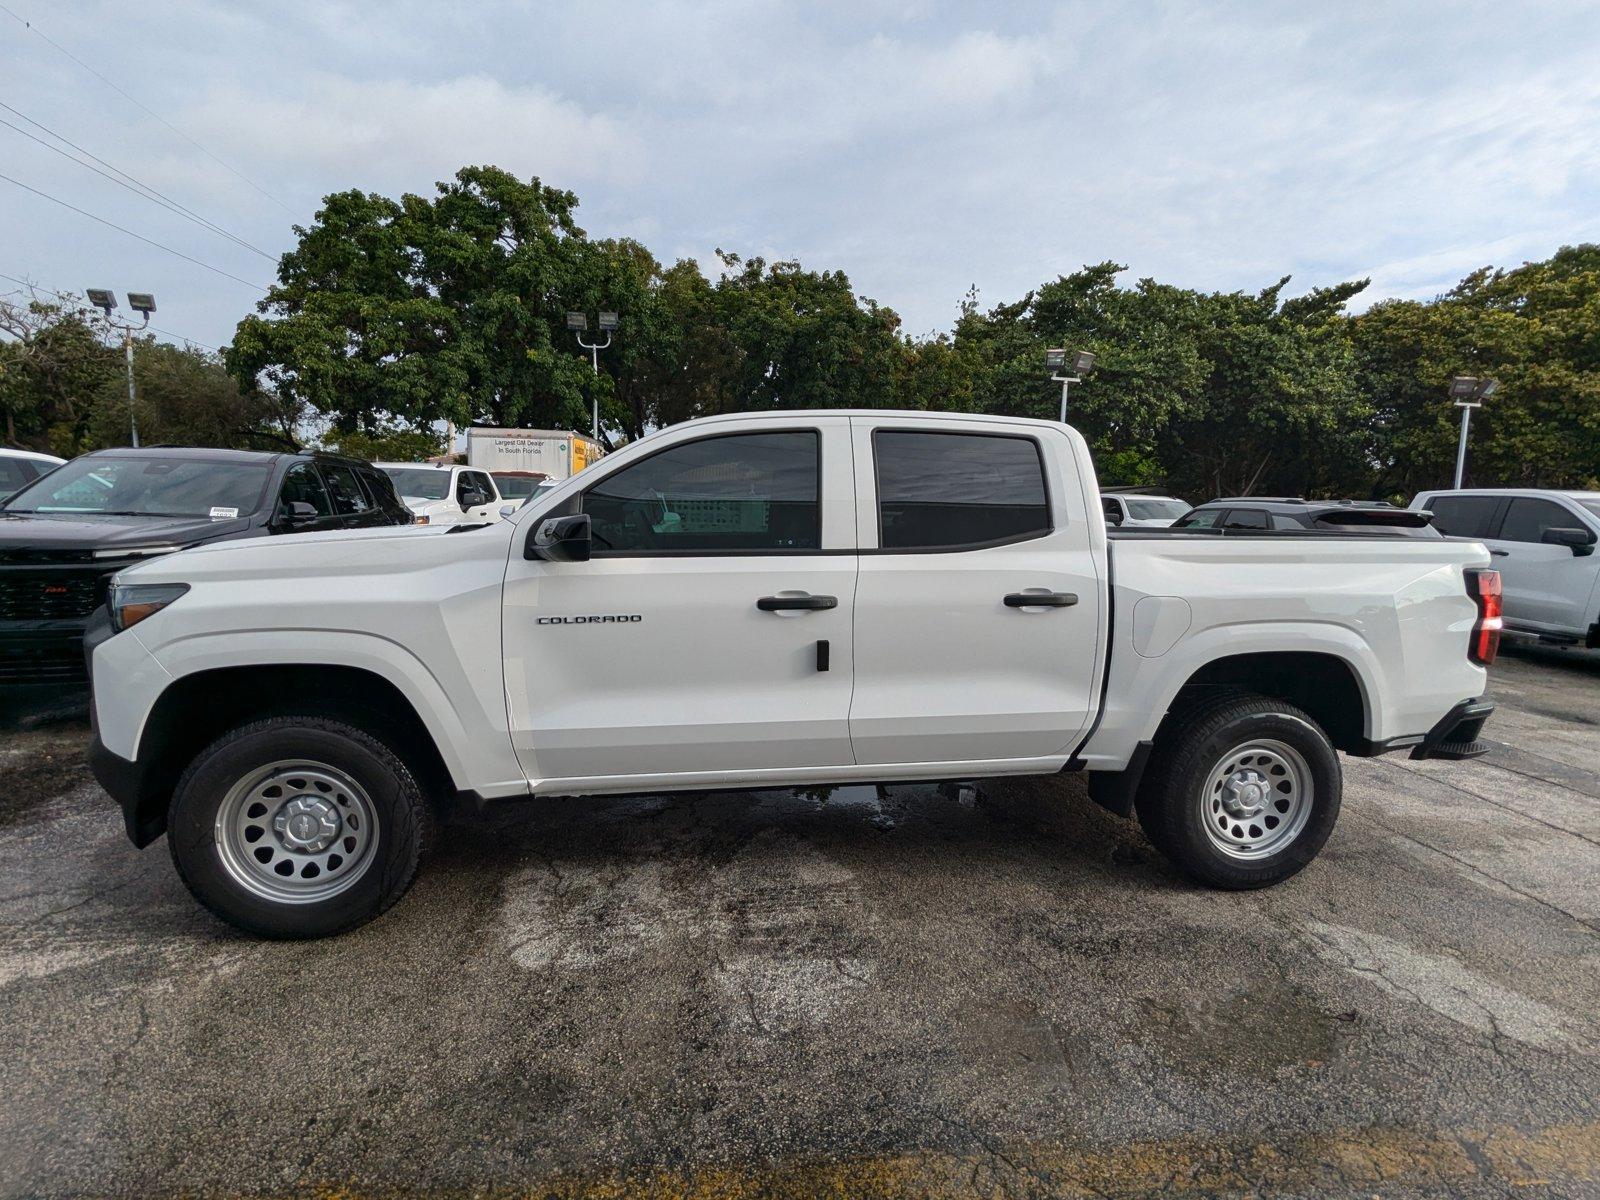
[1137,692,1341,889]
[167,716,436,938]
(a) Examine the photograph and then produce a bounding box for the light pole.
[1047,348,1096,422]
[1447,375,1497,489]
[86,288,155,448]
[567,311,619,439]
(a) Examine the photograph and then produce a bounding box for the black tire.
[1136,691,1341,889]
[168,716,435,938]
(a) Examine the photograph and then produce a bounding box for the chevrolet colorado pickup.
[87,411,1500,938]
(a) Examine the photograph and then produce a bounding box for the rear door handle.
[757,594,838,612]
[1004,591,1078,608]
[1490,549,1509,557]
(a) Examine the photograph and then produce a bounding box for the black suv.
[0,447,411,684]
[1171,497,1442,536]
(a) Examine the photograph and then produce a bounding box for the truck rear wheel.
[167,716,435,938]
[1137,692,1341,889]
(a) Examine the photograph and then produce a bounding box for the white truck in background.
[88,410,1500,938]
[465,426,604,480]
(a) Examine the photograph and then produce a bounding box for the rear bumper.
[1410,698,1495,761]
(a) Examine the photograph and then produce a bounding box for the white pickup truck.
[88,411,1500,938]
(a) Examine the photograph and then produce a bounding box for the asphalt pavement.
[2,644,1597,1198]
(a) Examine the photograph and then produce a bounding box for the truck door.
[1488,496,1597,631]
[501,419,858,789]
[846,417,1104,766]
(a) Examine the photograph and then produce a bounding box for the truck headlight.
[108,582,190,632]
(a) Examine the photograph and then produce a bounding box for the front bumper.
[1410,698,1495,761]
[89,731,164,847]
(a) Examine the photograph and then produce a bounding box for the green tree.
[0,291,119,454]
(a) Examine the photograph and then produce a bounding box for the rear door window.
[1177,508,1222,528]
[1427,495,1503,538]
[1221,509,1270,529]
[1499,498,1581,544]
[874,431,1050,550]
[321,463,372,517]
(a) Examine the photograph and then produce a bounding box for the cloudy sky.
[2,1,1598,352]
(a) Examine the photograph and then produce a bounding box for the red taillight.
[1467,569,1502,665]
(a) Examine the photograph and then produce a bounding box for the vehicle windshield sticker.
[209,506,239,520]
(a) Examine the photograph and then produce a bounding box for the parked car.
[0,447,66,502]
[0,447,411,684]
[1173,497,1442,537]
[1099,491,1190,527]
[376,462,506,526]
[1411,488,1600,646]
[88,410,1498,938]
[489,470,550,508]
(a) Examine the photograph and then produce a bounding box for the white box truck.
[465,427,603,480]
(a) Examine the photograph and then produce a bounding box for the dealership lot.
[1,646,1597,1198]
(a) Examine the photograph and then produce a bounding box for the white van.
[1412,488,1600,646]
[376,462,507,527]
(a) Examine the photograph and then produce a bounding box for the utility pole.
[566,311,619,439]
[85,289,155,448]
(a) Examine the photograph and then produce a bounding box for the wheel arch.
[122,663,457,847]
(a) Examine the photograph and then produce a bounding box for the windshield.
[3,456,270,517]
[381,467,451,501]
[1579,499,1600,522]
[1125,497,1190,520]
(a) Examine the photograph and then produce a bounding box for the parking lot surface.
[2,646,1598,1198]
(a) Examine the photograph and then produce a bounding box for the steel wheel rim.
[214,759,379,904]
[1200,738,1312,860]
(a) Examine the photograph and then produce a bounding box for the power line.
[0,170,269,292]
[0,271,220,351]
[0,106,277,260]
[0,1,297,216]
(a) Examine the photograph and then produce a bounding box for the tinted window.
[382,467,451,501]
[356,467,400,511]
[1426,495,1501,538]
[1271,512,1309,530]
[582,431,820,554]
[322,463,371,516]
[3,455,270,517]
[1125,497,1190,521]
[493,474,545,500]
[876,431,1048,550]
[1499,498,1581,544]
[1222,509,1270,529]
[1175,507,1222,528]
[0,458,38,497]
[457,471,496,505]
[1101,497,1123,523]
[279,463,333,518]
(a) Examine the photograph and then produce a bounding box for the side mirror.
[1105,509,1123,527]
[1542,526,1597,556]
[526,513,592,562]
[499,504,517,519]
[282,501,319,528]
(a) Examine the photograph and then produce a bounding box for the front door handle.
[1490,549,1509,557]
[1004,591,1078,608]
[757,594,838,612]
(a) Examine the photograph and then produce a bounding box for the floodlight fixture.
[85,288,116,314]
[127,292,157,315]
[566,312,588,331]
[1045,348,1067,371]
[1049,347,1097,422]
[1072,350,1097,375]
[1448,375,1498,488]
[598,311,619,332]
